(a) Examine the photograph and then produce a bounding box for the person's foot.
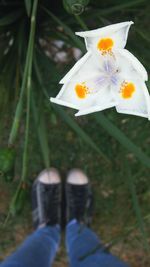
[32,168,61,229]
[66,169,93,226]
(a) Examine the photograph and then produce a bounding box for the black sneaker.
[32,168,61,229]
[66,169,93,226]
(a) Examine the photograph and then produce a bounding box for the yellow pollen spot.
[121,82,135,99]
[97,38,114,52]
[75,83,88,99]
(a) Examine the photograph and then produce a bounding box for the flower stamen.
[75,83,89,99]
[120,81,135,99]
[97,38,114,53]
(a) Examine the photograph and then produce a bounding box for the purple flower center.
[94,58,119,87]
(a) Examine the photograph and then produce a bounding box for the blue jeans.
[0,220,129,267]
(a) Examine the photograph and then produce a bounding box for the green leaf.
[24,0,32,16]
[8,0,38,145]
[53,105,110,164]
[63,0,90,15]
[10,186,27,215]
[31,92,50,169]
[0,147,16,173]
[0,10,23,26]
[88,0,147,16]
[42,6,85,52]
[135,28,150,43]
[94,113,150,168]
[125,163,149,251]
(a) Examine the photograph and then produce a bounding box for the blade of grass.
[125,160,149,251]
[88,0,147,16]
[94,113,150,168]
[75,14,88,30]
[5,0,38,223]
[41,6,85,52]
[6,77,30,219]
[31,91,50,168]
[0,10,23,26]
[8,0,38,145]
[135,28,150,43]
[24,0,32,16]
[5,66,32,220]
[53,105,110,164]
[106,212,150,248]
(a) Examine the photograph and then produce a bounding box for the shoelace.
[39,184,60,225]
[32,182,61,228]
[68,185,93,224]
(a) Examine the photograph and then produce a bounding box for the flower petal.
[112,75,150,119]
[60,51,103,84]
[76,21,133,53]
[50,77,115,112]
[75,87,117,116]
[51,52,117,112]
[50,97,78,110]
[109,49,150,119]
[115,49,148,81]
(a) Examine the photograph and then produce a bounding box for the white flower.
[50,21,150,119]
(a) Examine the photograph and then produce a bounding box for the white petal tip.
[50,97,56,103]
[75,21,134,38]
[59,79,64,84]
[145,75,148,82]
[75,110,90,116]
[50,98,78,110]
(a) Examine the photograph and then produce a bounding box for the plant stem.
[42,6,85,52]
[75,15,88,31]
[8,0,38,145]
[5,0,38,222]
[21,0,38,181]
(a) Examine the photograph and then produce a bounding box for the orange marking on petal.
[121,82,135,99]
[97,38,114,52]
[75,83,88,99]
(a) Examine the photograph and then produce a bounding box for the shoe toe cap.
[38,168,61,184]
[67,169,88,185]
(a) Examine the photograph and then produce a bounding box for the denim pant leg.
[66,220,130,267]
[0,225,60,267]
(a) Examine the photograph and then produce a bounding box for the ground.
[0,111,150,266]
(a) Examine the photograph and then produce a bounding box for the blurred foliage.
[0,0,150,261]
[0,147,15,174]
[0,147,15,181]
[63,0,90,14]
